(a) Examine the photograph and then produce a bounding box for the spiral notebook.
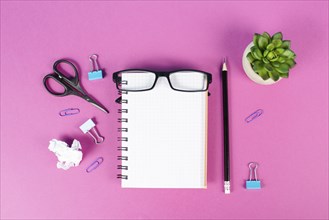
[118,77,208,188]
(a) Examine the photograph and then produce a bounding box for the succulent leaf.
[251,46,263,60]
[264,63,274,72]
[262,57,270,64]
[263,50,269,57]
[281,40,291,49]
[266,43,275,51]
[278,71,289,78]
[262,32,271,42]
[272,61,281,68]
[258,35,269,50]
[272,32,283,41]
[266,51,276,60]
[285,59,296,68]
[253,34,260,48]
[270,56,279,62]
[282,49,296,59]
[272,39,283,48]
[276,63,290,74]
[258,69,270,80]
[278,56,286,63]
[275,48,285,55]
[246,52,255,63]
[269,71,280,81]
[252,60,264,71]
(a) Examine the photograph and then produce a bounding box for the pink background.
[1,1,328,219]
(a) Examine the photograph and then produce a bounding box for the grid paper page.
[120,76,207,188]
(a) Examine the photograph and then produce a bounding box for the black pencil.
[222,58,230,194]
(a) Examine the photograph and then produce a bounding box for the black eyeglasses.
[113,69,212,92]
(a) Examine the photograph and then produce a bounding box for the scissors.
[43,59,109,114]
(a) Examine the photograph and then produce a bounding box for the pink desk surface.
[1,1,328,219]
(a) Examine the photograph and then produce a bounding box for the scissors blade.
[84,95,109,113]
[90,102,109,114]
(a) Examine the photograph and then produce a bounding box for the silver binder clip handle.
[79,119,105,144]
[87,127,104,144]
[89,54,99,71]
[248,162,258,181]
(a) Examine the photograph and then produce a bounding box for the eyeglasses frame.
[113,69,212,92]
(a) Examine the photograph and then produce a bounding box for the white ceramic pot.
[242,42,281,85]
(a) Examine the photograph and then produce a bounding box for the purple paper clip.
[86,157,104,173]
[245,109,264,123]
[59,108,80,117]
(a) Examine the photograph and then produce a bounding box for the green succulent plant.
[247,32,297,81]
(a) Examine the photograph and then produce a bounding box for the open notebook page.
[120,76,207,188]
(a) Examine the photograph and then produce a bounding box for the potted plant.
[242,32,297,85]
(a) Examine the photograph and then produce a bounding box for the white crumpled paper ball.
[48,139,83,170]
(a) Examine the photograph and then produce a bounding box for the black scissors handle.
[53,59,79,86]
[43,60,81,97]
[43,73,72,96]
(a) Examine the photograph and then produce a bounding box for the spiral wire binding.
[118,128,128,132]
[118,90,128,95]
[117,146,128,151]
[116,79,129,180]
[118,156,128,160]
[118,118,128,123]
[117,165,128,170]
[117,174,128,180]
[118,137,128,141]
[118,109,128,113]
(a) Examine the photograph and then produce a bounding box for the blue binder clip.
[88,54,103,80]
[246,162,261,189]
